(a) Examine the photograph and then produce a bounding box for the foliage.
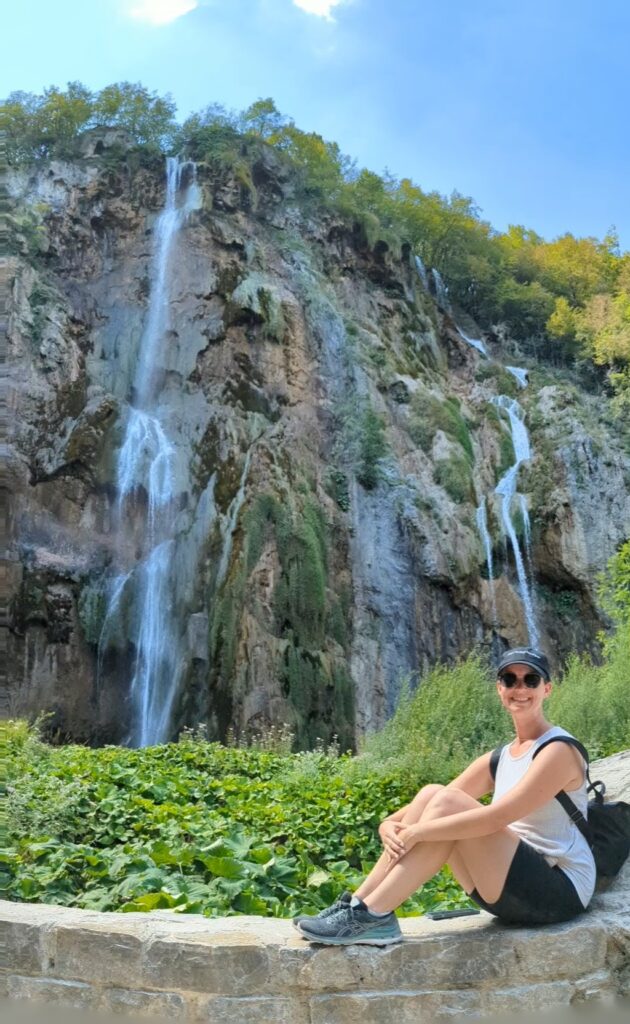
[337,398,389,491]
[7,81,630,389]
[361,653,507,786]
[4,82,177,163]
[408,390,474,462]
[433,454,475,504]
[597,539,630,634]
[210,491,354,751]
[3,722,471,917]
[4,622,629,916]
[325,468,350,512]
[547,541,630,758]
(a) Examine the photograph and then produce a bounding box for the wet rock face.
[5,153,630,746]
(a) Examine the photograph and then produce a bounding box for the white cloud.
[292,0,345,20]
[127,0,198,25]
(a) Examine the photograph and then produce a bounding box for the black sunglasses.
[498,671,543,688]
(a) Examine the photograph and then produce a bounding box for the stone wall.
[2,753,629,1022]
[1,890,628,1022]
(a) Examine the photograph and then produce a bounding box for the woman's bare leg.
[353,784,445,901]
[362,789,520,914]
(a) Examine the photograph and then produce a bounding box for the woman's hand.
[387,823,423,862]
[378,819,406,860]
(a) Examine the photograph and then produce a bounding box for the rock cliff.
[5,133,630,745]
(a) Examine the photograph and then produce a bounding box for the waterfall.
[414,254,429,290]
[491,395,539,646]
[476,498,497,624]
[430,267,487,356]
[98,156,202,747]
[431,268,450,310]
[215,450,252,592]
[133,158,201,405]
[506,366,528,389]
[457,328,488,357]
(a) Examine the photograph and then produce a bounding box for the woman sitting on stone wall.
[294,647,597,945]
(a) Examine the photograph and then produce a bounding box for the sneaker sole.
[298,931,403,946]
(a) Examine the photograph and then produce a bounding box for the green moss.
[211,487,354,749]
[356,408,388,490]
[475,362,519,397]
[281,646,355,751]
[539,584,579,619]
[434,454,475,504]
[77,580,108,645]
[497,431,516,480]
[326,598,348,646]
[273,499,328,648]
[324,468,350,512]
[408,390,474,463]
[228,273,287,343]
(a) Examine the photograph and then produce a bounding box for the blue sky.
[4,0,630,248]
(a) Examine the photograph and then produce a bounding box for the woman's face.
[495,662,552,715]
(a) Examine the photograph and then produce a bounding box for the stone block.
[1,922,46,976]
[100,986,188,1018]
[310,989,483,1024]
[51,924,143,988]
[143,938,270,996]
[570,968,618,1004]
[510,923,608,981]
[7,975,98,1011]
[480,980,575,1016]
[196,995,309,1024]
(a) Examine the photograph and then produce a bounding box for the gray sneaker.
[298,898,403,946]
[292,890,352,931]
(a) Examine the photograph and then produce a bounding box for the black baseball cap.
[496,647,551,681]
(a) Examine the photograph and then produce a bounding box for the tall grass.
[548,627,630,759]
[358,653,508,786]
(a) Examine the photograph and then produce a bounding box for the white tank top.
[492,725,596,908]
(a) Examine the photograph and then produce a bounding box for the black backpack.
[489,735,630,885]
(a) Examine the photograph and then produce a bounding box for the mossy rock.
[408,389,474,463]
[434,453,475,504]
[226,272,288,343]
[475,361,520,397]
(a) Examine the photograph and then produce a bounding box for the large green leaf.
[200,856,248,879]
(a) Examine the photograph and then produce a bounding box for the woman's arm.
[446,751,495,800]
[403,742,581,844]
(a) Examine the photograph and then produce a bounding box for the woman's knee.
[402,784,446,822]
[424,787,476,817]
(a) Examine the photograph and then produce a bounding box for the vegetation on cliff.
[6,82,630,419]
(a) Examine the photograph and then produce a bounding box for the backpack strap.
[489,745,503,783]
[531,735,600,846]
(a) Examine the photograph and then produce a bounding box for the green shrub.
[2,725,469,917]
[356,408,389,490]
[408,391,474,463]
[547,634,630,758]
[362,654,508,785]
[475,362,519,397]
[434,454,475,504]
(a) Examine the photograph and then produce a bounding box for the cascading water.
[457,328,488,357]
[429,271,535,640]
[491,395,539,646]
[431,268,450,310]
[98,156,202,747]
[476,497,498,624]
[430,267,487,356]
[414,254,429,290]
[506,366,528,389]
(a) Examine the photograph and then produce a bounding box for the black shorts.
[468,839,586,925]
